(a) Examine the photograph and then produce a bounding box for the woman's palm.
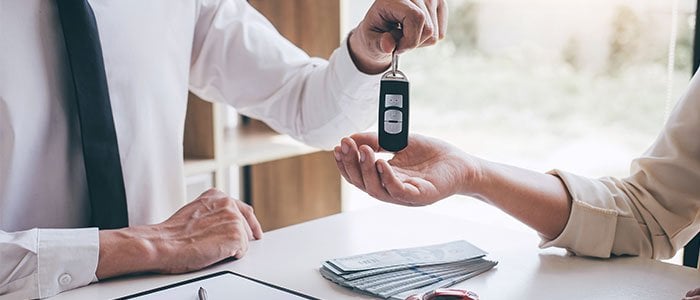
[384,135,471,205]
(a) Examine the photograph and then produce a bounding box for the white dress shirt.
[541,72,700,262]
[0,0,379,298]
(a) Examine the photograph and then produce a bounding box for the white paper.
[127,272,312,300]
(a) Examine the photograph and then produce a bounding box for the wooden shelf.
[183,158,218,176]
[222,125,318,166]
[184,121,320,174]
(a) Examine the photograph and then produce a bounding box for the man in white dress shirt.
[0,0,448,298]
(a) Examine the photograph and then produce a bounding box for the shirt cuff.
[331,35,382,101]
[538,169,620,258]
[299,36,382,149]
[37,228,99,298]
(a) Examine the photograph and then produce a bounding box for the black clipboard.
[117,271,319,299]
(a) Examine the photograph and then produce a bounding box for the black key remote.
[379,53,409,152]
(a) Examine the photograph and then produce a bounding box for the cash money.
[327,240,487,272]
[319,240,497,299]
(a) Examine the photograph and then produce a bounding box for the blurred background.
[341,0,697,265]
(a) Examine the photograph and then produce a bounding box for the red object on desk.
[405,288,480,300]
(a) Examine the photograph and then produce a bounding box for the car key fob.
[379,52,409,152]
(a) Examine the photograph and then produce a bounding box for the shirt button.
[58,273,72,286]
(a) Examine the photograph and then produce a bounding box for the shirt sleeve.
[189,0,380,150]
[0,228,99,299]
[540,73,700,259]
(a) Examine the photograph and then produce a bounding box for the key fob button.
[385,94,403,108]
[384,110,403,122]
[384,121,403,134]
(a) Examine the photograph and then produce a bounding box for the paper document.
[119,271,316,300]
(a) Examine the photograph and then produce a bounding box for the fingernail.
[359,150,365,163]
[377,162,383,174]
[341,142,349,154]
[333,149,341,161]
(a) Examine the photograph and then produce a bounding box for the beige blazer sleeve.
[540,73,700,260]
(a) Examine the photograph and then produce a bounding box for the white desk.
[52,205,700,300]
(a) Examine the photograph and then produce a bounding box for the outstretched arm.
[334,133,571,239]
[469,159,572,240]
[336,105,700,260]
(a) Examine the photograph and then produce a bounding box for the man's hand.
[333,132,480,206]
[96,188,263,278]
[685,288,700,300]
[348,0,448,74]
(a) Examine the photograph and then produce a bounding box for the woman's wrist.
[456,153,491,200]
[456,156,573,239]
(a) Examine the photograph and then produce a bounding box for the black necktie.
[56,0,129,229]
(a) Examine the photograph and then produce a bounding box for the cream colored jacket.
[541,73,700,262]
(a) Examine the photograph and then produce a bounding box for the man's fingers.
[232,240,248,259]
[340,137,366,189]
[237,224,251,258]
[237,201,263,240]
[351,0,446,72]
[409,0,434,44]
[396,1,426,53]
[412,0,438,47]
[223,202,254,241]
[359,145,392,200]
[242,218,254,240]
[436,0,448,40]
[427,0,441,45]
[686,288,700,297]
[380,32,397,54]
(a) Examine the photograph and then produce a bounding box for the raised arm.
[188,0,447,149]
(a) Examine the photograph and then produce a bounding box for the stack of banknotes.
[319,240,497,299]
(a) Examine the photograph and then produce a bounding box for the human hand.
[685,287,700,300]
[97,188,263,278]
[348,0,448,74]
[334,133,482,206]
[149,188,263,273]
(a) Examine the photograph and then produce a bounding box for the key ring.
[383,55,407,81]
[391,51,399,77]
[391,22,403,77]
[384,24,407,81]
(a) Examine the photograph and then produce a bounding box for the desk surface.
[52,205,700,300]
